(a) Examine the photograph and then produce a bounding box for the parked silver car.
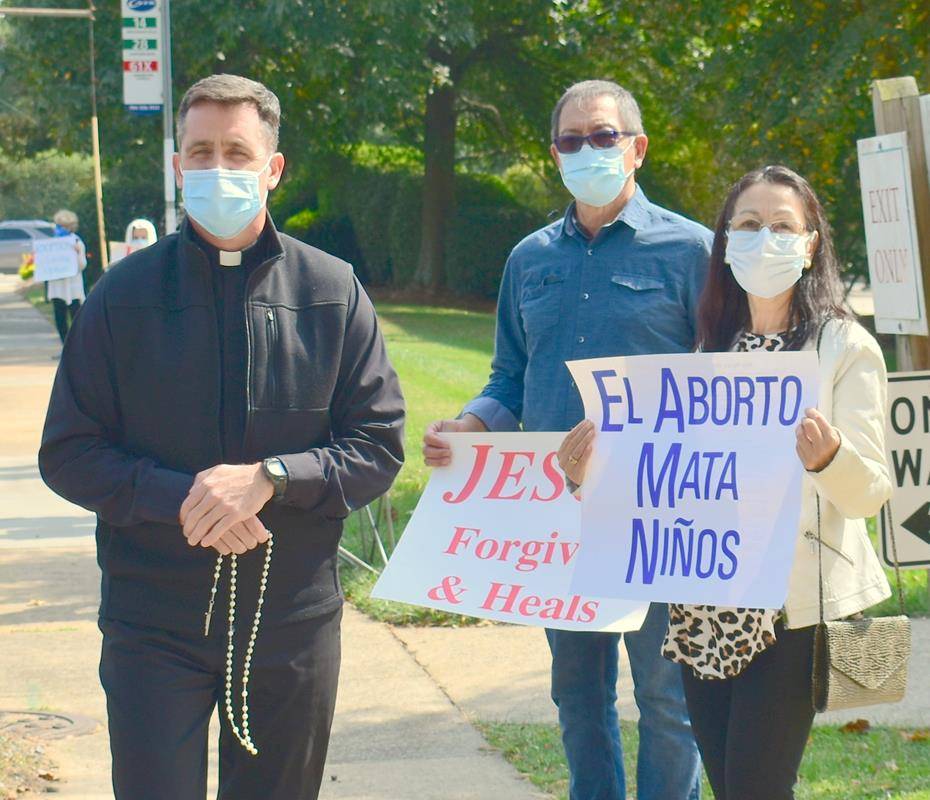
[0,219,56,273]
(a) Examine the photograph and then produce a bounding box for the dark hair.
[177,74,280,150]
[696,165,848,352]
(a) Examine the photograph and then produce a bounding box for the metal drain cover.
[0,710,98,740]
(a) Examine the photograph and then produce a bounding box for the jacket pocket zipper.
[803,530,855,565]
[265,308,277,407]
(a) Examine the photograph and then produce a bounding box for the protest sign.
[567,351,819,609]
[108,241,145,266]
[372,432,648,632]
[33,235,80,282]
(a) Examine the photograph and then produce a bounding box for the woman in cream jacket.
[559,165,891,800]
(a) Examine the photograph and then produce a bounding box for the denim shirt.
[463,186,713,432]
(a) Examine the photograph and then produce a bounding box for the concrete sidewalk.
[392,616,930,729]
[0,275,543,800]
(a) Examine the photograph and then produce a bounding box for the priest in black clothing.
[39,73,405,800]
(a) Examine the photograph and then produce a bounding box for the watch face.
[266,459,287,479]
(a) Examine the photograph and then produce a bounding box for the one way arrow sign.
[902,502,930,546]
[883,372,930,569]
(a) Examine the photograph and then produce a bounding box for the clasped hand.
[179,463,274,555]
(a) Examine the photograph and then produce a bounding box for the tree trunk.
[414,82,457,290]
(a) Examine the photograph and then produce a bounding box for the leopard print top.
[661,330,788,680]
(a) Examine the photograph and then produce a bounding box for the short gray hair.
[53,209,78,230]
[550,80,644,140]
[177,74,281,150]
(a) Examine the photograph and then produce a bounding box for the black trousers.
[51,298,81,343]
[681,623,816,800]
[99,607,342,800]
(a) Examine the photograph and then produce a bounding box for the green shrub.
[273,144,541,294]
[283,207,365,276]
[445,174,541,297]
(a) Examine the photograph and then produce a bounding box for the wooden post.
[871,76,930,607]
[871,77,930,370]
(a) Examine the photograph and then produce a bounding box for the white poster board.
[857,131,928,336]
[883,371,930,568]
[108,241,145,267]
[566,351,820,608]
[372,433,648,632]
[122,0,163,114]
[33,236,80,282]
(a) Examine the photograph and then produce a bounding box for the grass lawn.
[477,720,930,800]
[340,301,499,624]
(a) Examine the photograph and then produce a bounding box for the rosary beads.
[204,531,274,756]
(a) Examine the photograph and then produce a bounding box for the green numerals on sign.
[122,17,157,29]
[123,38,158,50]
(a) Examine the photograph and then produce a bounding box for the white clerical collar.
[219,250,242,267]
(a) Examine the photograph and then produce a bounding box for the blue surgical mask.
[182,157,272,239]
[558,140,634,207]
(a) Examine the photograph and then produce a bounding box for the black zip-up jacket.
[39,220,405,633]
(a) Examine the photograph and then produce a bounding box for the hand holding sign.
[557,419,596,486]
[795,408,840,472]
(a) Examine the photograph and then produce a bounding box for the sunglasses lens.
[555,135,584,154]
[590,130,621,149]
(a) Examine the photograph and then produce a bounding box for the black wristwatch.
[262,457,288,499]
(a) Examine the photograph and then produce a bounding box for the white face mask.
[724,227,814,299]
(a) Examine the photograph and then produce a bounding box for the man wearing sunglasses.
[423,80,711,799]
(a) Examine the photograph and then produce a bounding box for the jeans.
[546,603,701,800]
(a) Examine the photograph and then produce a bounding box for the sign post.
[121,0,176,235]
[870,77,930,603]
[121,0,162,114]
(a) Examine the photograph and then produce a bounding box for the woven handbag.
[810,321,910,713]
[811,498,911,712]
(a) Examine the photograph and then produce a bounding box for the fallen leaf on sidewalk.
[25,599,47,607]
[840,719,871,734]
[37,772,58,782]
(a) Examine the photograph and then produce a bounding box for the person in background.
[558,165,892,800]
[125,218,158,248]
[47,209,86,343]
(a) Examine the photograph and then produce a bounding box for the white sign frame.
[882,371,930,568]
[857,131,928,336]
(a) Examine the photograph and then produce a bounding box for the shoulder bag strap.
[815,317,906,621]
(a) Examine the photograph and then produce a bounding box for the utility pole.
[87,2,108,268]
[161,0,177,233]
